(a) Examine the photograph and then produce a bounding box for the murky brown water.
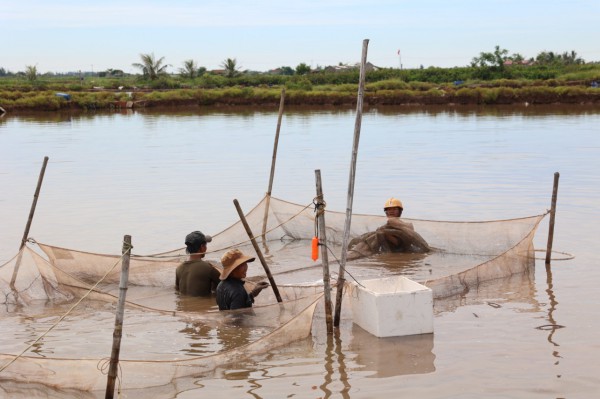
[1,104,599,398]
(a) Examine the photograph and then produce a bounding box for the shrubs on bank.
[3,83,598,111]
[1,63,600,111]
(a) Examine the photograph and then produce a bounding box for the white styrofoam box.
[350,276,433,337]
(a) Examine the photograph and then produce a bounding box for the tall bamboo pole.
[315,169,333,334]
[262,88,286,239]
[334,39,369,327]
[105,235,132,399]
[10,156,49,289]
[545,172,560,266]
[234,199,282,302]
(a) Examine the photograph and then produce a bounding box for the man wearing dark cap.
[175,231,221,296]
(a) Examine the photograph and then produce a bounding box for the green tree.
[276,66,295,75]
[536,51,556,65]
[179,59,198,79]
[295,63,311,75]
[0,67,6,77]
[509,53,524,63]
[221,58,241,78]
[132,53,169,80]
[25,65,38,81]
[561,50,584,65]
[471,45,508,69]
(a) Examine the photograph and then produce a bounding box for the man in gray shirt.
[175,231,221,296]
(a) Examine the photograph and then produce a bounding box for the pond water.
[0,104,599,398]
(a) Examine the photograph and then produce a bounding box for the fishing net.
[0,195,546,392]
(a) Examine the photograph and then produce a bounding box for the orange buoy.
[311,236,319,261]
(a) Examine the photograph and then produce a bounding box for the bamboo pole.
[234,199,283,302]
[315,169,334,334]
[105,235,132,399]
[10,156,49,289]
[262,88,286,239]
[545,172,560,266]
[334,39,369,327]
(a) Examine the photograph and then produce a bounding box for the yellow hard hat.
[384,197,403,209]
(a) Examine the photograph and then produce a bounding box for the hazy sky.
[2,0,598,74]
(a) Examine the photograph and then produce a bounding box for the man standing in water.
[383,197,404,218]
[347,197,429,258]
[384,197,415,230]
[175,231,221,296]
[216,249,269,310]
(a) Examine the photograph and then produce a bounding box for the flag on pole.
[397,49,401,55]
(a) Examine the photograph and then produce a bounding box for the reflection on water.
[321,333,351,399]
[0,380,97,399]
[433,266,538,314]
[538,265,564,365]
[175,295,217,313]
[178,321,219,356]
[350,324,435,378]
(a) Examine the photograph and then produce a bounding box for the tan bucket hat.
[220,249,255,280]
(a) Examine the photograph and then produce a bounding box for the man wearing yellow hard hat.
[383,197,415,231]
[347,197,429,258]
[383,197,404,218]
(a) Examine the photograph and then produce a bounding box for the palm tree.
[132,53,169,80]
[221,58,240,78]
[561,50,584,65]
[179,59,198,79]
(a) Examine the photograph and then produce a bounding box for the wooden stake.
[10,156,49,289]
[234,199,283,302]
[262,88,286,239]
[105,235,132,399]
[334,39,369,327]
[315,170,334,334]
[545,172,560,265]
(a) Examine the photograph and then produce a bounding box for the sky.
[1,0,598,74]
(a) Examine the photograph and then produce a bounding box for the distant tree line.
[1,46,597,90]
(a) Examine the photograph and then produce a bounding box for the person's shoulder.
[188,259,212,267]
[176,261,190,271]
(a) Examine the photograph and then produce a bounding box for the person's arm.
[250,281,269,297]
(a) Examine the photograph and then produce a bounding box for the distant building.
[503,60,532,66]
[323,62,381,73]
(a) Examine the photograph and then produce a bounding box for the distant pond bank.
[1,83,600,112]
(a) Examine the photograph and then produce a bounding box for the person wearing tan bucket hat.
[175,230,221,297]
[216,249,269,310]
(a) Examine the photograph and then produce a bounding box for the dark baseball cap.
[185,231,212,246]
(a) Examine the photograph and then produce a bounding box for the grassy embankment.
[1,64,599,112]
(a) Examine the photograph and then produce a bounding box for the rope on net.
[0,240,133,375]
[134,200,316,259]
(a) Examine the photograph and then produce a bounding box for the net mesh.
[0,195,546,392]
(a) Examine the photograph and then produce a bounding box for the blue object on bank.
[591,81,599,88]
[55,92,71,101]
[453,80,464,86]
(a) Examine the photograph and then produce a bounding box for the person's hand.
[250,281,270,297]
